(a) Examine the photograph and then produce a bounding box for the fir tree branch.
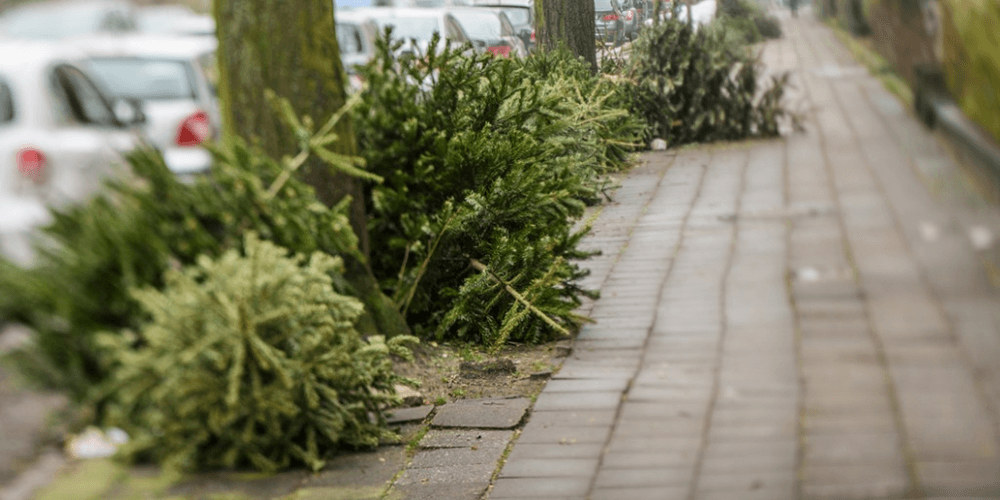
[468,258,570,337]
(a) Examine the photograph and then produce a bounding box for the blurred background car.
[448,7,526,57]
[469,0,533,52]
[346,7,473,56]
[75,34,220,176]
[0,40,144,265]
[135,4,215,38]
[336,9,380,90]
[595,0,626,45]
[0,0,138,40]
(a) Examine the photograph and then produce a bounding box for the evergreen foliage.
[98,233,417,472]
[352,34,644,348]
[623,16,792,145]
[0,101,370,402]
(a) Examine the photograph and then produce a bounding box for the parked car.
[595,0,641,45]
[470,0,533,51]
[136,5,215,38]
[346,7,473,56]
[0,0,138,40]
[75,35,220,175]
[0,40,144,265]
[448,7,527,58]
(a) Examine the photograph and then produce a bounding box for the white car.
[75,35,220,175]
[0,40,144,265]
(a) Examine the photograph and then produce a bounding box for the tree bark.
[214,0,409,338]
[534,0,598,72]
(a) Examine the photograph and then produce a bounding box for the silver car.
[76,35,220,176]
[0,40,143,265]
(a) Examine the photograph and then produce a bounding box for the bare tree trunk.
[534,0,598,72]
[214,0,410,338]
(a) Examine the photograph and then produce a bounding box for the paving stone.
[606,436,702,454]
[303,446,406,488]
[611,417,704,437]
[621,400,708,419]
[916,459,1000,497]
[525,410,616,427]
[532,391,622,411]
[419,429,513,451]
[384,405,434,424]
[693,470,794,492]
[600,451,699,469]
[590,486,690,500]
[545,379,628,392]
[408,446,505,469]
[499,458,599,478]
[594,466,694,488]
[392,482,487,500]
[431,398,529,429]
[517,424,611,445]
[489,477,591,498]
[504,443,605,461]
[395,461,496,487]
[802,432,904,464]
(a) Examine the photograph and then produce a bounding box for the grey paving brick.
[504,443,604,461]
[594,467,694,488]
[526,410,617,427]
[532,391,622,411]
[590,486,690,500]
[600,451,699,469]
[517,424,611,445]
[605,436,702,454]
[499,458,599,478]
[541,378,630,393]
[489,477,591,498]
[432,398,530,429]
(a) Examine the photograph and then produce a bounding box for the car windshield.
[499,7,530,26]
[86,58,195,101]
[0,5,108,39]
[451,11,503,39]
[373,16,441,41]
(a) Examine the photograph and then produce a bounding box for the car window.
[0,80,14,124]
[374,16,441,42]
[497,12,514,36]
[499,7,530,26]
[444,17,468,42]
[451,11,502,40]
[52,65,117,127]
[337,22,365,54]
[87,58,196,101]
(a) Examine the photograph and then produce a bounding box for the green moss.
[940,0,1000,143]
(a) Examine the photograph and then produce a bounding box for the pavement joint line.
[585,151,711,499]
[799,17,925,499]
[685,146,750,500]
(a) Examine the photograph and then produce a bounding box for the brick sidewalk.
[489,9,1000,500]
